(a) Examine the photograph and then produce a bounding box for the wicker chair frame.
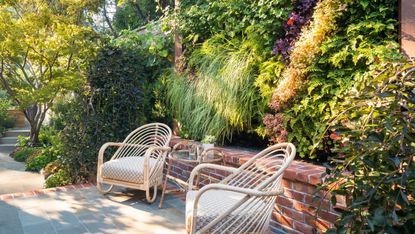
[96,123,172,203]
[186,143,296,233]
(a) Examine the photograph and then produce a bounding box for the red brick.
[73,184,83,189]
[297,170,324,184]
[304,195,331,211]
[281,207,305,222]
[283,168,297,180]
[12,192,24,198]
[1,194,14,200]
[239,157,251,164]
[309,173,323,185]
[22,191,35,197]
[293,221,314,234]
[283,189,305,202]
[282,179,293,189]
[333,194,347,210]
[292,182,316,194]
[293,201,317,216]
[306,216,331,232]
[276,196,293,208]
[318,210,340,223]
[272,212,294,227]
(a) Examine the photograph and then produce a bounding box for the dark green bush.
[44,169,71,188]
[60,45,166,182]
[323,62,415,233]
[0,90,13,133]
[12,147,40,162]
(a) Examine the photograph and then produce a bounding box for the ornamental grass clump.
[168,35,264,141]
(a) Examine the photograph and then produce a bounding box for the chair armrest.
[98,142,124,165]
[188,164,238,190]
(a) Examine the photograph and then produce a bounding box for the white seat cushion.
[186,190,246,232]
[101,157,157,184]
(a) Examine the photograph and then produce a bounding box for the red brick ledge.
[170,137,326,186]
[0,183,93,201]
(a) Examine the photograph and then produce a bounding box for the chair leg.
[96,180,114,194]
[146,185,158,203]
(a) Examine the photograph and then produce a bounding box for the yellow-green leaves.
[0,0,96,108]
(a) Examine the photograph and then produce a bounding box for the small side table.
[158,141,225,208]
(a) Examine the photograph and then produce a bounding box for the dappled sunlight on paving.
[0,186,185,234]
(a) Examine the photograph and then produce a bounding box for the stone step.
[0,144,15,152]
[4,130,30,137]
[0,137,18,145]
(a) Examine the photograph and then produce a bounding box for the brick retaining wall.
[169,137,345,234]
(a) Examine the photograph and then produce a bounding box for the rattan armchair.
[96,123,172,203]
[186,143,296,233]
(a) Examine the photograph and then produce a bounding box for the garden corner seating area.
[1,0,414,234]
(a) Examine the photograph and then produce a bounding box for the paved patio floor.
[0,148,44,195]
[0,186,186,234]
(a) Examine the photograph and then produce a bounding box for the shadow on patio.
[0,186,185,234]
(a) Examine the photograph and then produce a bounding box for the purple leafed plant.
[272,0,317,62]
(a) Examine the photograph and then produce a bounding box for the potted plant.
[201,135,216,151]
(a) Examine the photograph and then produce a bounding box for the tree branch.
[103,4,118,37]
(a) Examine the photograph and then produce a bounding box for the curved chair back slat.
[199,143,296,233]
[113,123,172,160]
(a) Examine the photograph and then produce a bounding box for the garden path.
[0,128,44,195]
[0,185,186,234]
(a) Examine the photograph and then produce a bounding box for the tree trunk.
[24,103,48,146]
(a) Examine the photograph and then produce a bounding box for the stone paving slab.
[0,185,186,234]
[0,148,44,195]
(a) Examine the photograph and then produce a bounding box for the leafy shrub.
[44,169,71,188]
[12,147,40,162]
[60,45,164,182]
[178,0,292,49]
[323,62,415,233]
[265,0,401,158]
[0,90,13,134]
[43,160,62,179]
[25,146,60,172]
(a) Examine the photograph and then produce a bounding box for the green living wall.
[168,0,401,159]
[168,0,293,142]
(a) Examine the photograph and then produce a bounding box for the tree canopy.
[0,0,99,144]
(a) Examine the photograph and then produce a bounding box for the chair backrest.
[203,143,296,233]
[222,143,296,191]
[112,123,172,159]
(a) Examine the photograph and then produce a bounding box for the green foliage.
[201,135,216,144]
[114,21,173,71]
[0,90,13,133]
[59,44,166,182]
[0,0,98,144]
[168,35,264,141]
[44,169,71,188]
[255,58,285,104]
[281,0,401,158]
[113,0,169,31]
[178,0,292,49]
[12,147,40,162]
[25,148,58,172]
[323,62,415,233]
